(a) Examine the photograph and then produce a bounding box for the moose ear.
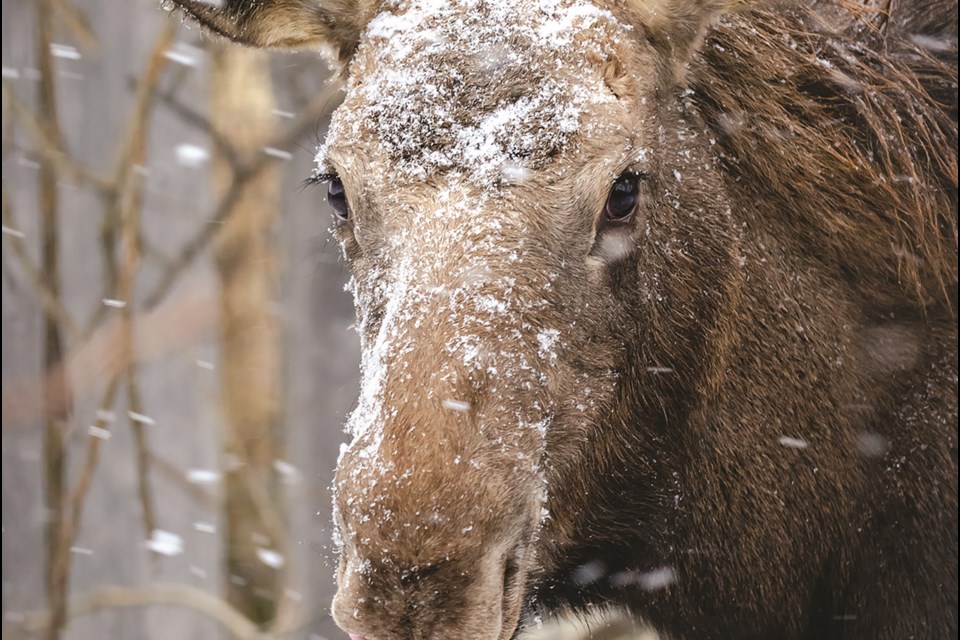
[167,0,378,63]
[624,0,745,78]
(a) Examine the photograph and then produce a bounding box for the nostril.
[502,555,520,594]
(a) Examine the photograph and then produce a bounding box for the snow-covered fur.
[170,0,957,638]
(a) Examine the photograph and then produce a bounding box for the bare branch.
[38,21,176,638]
[210,43,287,624]
[235,460,301,633]
[260,77,344,155]
[51,0,100,53]
[156,83,240,165]
[35,2,71,636]
[143,77,343,310]
[2,284,217,430]
[10,584,269,640]
[77,20,177,342]
[142,171,245,309]
[107,21,178,552]
[148,451,218,507]
[140,232,176,269]
[110,23,177,187]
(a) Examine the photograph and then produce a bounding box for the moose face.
[322,1,733,637]
[169,0,739,637]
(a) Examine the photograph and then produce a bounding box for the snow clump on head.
[317,0,629,185]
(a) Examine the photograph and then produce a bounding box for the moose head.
[169,0,958,638]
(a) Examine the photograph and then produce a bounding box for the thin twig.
[1,181,81,339]
[139,232,175,268]
[126,377,158,544]
[110,20,177,550]
[2,81,112,194]
[83,209,118,338]
[57,376,122,553]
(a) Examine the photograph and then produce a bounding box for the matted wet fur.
[169,0,958,638]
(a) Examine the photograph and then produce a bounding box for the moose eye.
[326,176,350,221]
[604,172,642,221]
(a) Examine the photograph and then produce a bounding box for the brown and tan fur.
[169,0,958,638]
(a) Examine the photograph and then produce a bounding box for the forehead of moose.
[318,0,629,185]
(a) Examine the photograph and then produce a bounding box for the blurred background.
[2,1,360,638]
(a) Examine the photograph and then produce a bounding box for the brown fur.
[166,0,378,62]
[171,0,958,638]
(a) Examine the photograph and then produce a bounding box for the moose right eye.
[327,177,350,221]
[604,172,642,222]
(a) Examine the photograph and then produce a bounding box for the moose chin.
[169,0,957,638]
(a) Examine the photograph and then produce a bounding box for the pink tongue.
[348,635,366,640]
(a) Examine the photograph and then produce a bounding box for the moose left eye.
[327,177,350,221]
[605,172,641,221]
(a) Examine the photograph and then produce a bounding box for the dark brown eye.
[327,176,349,221]
[605,172,641,221]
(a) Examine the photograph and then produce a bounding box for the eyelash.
[307,172,338,186]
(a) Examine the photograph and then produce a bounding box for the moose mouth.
[331,441,549,639]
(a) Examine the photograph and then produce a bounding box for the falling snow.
[441,398,472,411]
[256,548,285,569]
[193,521,216,534]
[146,530,184,556]
[127,411,156,426]
[186,469,221,484]
[274,459,301,484]
[778,436,810,449]
[175,143,210,168]
[49,44,81,60]
[164,41,203,67]
[856,432,889,457]
[88,425,111,440]
[571,559,606,586]
[263,147,293,160]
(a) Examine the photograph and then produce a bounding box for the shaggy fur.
[170,0,957,638]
